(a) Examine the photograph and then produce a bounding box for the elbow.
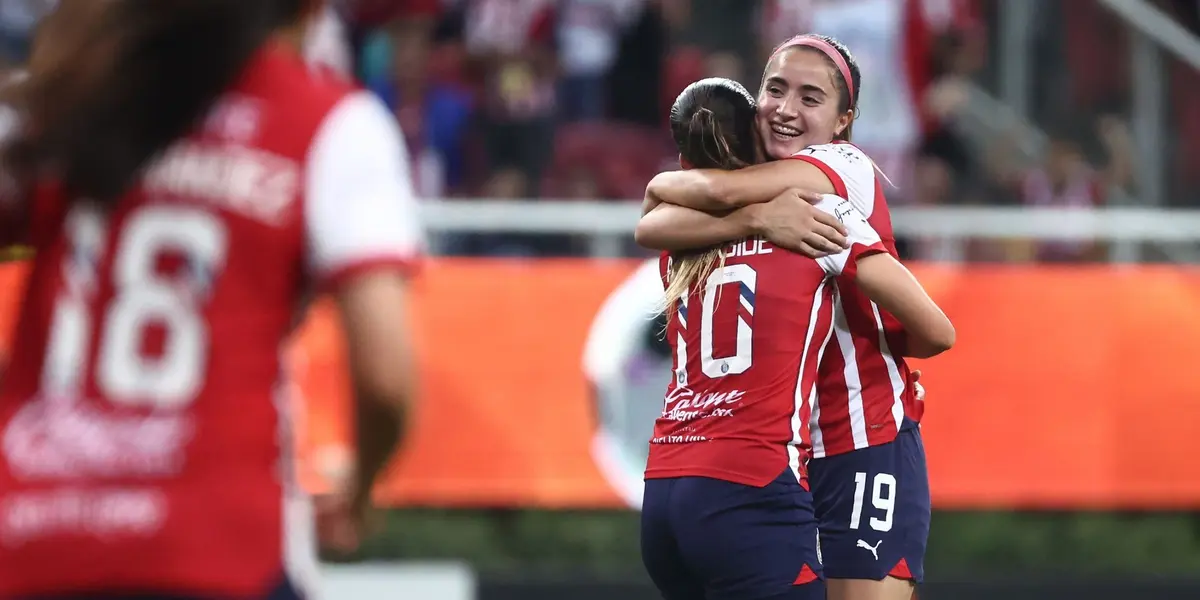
[932,323,956,355]
[354,346,418,414]
[634,219,664,250]
[909,323,956,358]
[358,372,413,410]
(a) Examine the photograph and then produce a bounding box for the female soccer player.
[640,76,953,600]
[639,35,935,600]
[0,1,419,598]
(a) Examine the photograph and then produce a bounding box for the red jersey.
[0,44,422,598]
[788,142,915,458]
[645,195,886,487]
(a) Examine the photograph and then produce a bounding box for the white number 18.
[850,471,897,532]
[43,204,227,408]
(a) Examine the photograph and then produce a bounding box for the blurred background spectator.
[259,0,1184,263]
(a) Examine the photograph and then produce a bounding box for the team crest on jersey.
[203,96,263,143]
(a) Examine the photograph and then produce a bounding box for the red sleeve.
[840,241,887,279]
[787,154,849,199]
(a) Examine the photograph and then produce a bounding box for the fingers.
[315,493,364,554]
[812,208,849,237]
[790,188,826,205]
[913,381,926,402]
[804,232,845,255]
[911,369,922,381]
[810,221,849,249]
[792,241,829,259]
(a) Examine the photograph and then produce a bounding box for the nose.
[774,95,802,120]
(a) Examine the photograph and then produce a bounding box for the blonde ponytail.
[663,247,727,316]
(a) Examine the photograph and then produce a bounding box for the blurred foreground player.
[639,78,955,600]
[0,1,421,598]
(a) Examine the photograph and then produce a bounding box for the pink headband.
[769,35,855,106]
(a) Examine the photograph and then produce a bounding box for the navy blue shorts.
[641,469,824,600]
[808,424,930,582]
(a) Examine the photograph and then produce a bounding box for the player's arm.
[854,254,954,358]
[635,189,848,257]
[644,158,836,212]
[815,197,954,359]
[307,92,424,528]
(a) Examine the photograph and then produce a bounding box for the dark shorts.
[15,576,303,600]
[641,469,825,600]
[808,424,931,582]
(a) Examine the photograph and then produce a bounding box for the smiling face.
[755,47,853,160]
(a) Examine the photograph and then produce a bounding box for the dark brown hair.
[662,78,760,312]
[12,0,307,205]
[669,77,759,170]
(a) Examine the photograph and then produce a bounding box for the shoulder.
[793,141,870,164]
[789,142,880,214]
[307,91,403,171]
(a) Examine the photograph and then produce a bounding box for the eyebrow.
[765,76,827,96]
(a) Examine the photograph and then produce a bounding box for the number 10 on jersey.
[675,263,758,383]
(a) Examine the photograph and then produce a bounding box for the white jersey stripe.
[806,287,840,460]
[870,301,907,432]
[832,295,870,451]
[789,280,832,479]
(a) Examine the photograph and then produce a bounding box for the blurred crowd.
[3,0,1199,260]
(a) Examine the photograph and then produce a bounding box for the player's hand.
[314,490,381,555]
[911,369,926,402]
[750,188,849,258]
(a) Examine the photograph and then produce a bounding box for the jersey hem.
[842,242,887,278]
[644,465,808,490]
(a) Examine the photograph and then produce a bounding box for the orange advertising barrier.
[2,260,1200,509]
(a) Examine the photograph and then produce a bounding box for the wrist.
[739,203,769,236]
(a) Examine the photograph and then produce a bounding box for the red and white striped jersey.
[788,142,915,459]
[0,42,422,598]
[644,195,886,488]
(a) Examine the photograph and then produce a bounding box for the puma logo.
[856,539,882,561]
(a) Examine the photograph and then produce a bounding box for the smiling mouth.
[769,122,802,141]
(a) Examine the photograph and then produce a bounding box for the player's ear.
[679,155,694,170]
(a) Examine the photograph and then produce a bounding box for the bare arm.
[854,254,955,358]
[335,271,416,513]
[646,159,836,212]
[637,188,849,257]
[635,202,759,250]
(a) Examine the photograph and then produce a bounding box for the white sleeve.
[813,194,885,276]
[790,143,878,217]
[305,91,424,287]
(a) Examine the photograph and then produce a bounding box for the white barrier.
[421,199,1200,241]
[419,199,1200,262]
[320,562,476,600]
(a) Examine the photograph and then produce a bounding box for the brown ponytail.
[662,78,759,314]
